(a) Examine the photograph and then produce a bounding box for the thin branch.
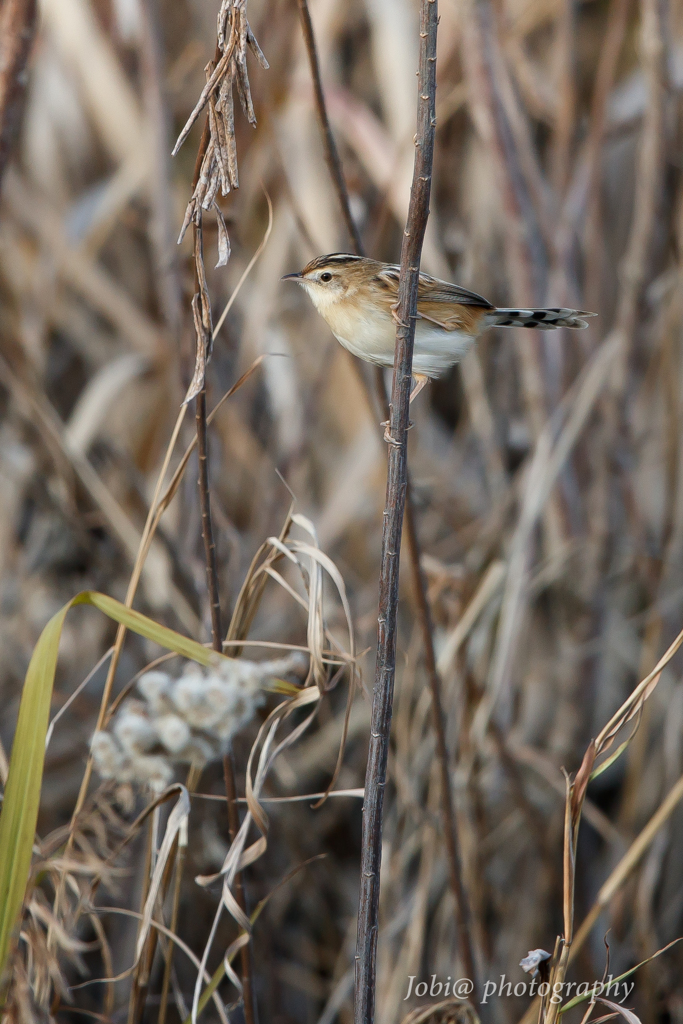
[295,0,364,254]
[403,496,479,997]
[196,387,223,648]
[190,105,257,1024]
[296,0,477,992]
[0,0,36,185]
[354,3,439,1024]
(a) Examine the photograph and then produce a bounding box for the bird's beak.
[281,271,303,282]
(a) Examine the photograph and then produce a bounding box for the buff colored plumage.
[283,254,596,398]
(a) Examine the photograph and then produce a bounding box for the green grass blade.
[0,601,71,989]
[0,590,234,987]
[75,591,221,667]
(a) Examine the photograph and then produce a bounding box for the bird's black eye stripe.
[320,272,332,282]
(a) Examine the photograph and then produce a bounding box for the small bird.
[283,253,596,401]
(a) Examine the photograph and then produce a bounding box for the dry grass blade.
[134,787,190,962]
[191,687,321,1021]
[399,999,480,1024]
[85,907,229,1024]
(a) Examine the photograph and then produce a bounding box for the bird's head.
[282,253,369,317]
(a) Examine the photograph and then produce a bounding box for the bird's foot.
[381,420,413,444]
[381,420,402,446]
[409,374,429,404]
[390,302,408,329]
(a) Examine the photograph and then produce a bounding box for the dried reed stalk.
[296,0,477,989]
[355,2,439,1023]
[187,69,258,1024]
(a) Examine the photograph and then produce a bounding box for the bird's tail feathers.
[486,307,597,330]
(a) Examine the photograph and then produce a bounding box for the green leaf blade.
[0,602,71,986]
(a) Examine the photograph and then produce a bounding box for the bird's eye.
[320,272,332,283]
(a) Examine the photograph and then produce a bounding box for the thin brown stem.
[0,0,36,185]
[191,102,257,1024]
[196,387,223,648]
[354,1,438,1023]
[295,0,364,254]
[127,815,159,1024]
[403,495,479,997]
[296,0,477,995]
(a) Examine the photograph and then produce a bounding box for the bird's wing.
[418,275,493,309]
[375,266,493,332]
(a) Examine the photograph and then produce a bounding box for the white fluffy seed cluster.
[91,653,305,791]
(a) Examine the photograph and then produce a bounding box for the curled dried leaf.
[214,204,231,268]
[172,0,266,157]
[185,293,209,403]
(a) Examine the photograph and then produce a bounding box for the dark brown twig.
[295,0,364,255]
[295,0,478,991]
[196,387,223,648]
[354,1,438,1022]
[403,500,479,995]
[186,94,257,1024]
[0,0,36,185]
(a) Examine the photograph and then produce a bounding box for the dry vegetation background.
[2,0,683,1020]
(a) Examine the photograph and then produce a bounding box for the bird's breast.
[317,299,479,376]
[324,304,397,366]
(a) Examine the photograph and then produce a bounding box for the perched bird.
[283,253,596,401]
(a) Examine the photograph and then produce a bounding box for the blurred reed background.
[1,0,683,1020]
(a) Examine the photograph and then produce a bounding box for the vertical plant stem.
[0,0,36,186]
[295,0,364,255]
[195,386,223,648]
[296,0,477,995]
[354,2,438,1023]
[191,112,257,1024]
[403,497,479,996]
[127,816,158,1024]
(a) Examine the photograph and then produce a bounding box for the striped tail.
[485,307,597,330]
